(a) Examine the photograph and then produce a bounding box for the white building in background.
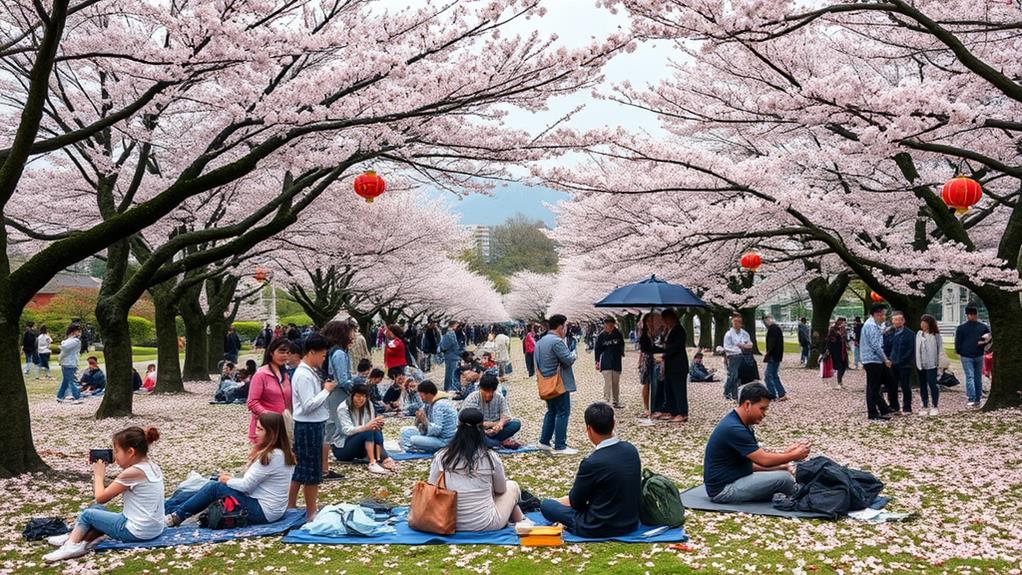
[465,225,492,262]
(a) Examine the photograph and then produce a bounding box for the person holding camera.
[287,334,336,521]
[165,413,296,527]
[331,384,396,475]
[44,427,165,562]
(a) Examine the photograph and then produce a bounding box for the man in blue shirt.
[703,382,809,503]
[883,311,916,414]
[954,306,991,407]
[536,313,577,455]
[438,320,463,393]
[860,303,893,420]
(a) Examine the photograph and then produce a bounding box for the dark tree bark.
[0,315,46,476]
[712,306,730,351]
[179,284,210,381]
[205,275,241,372]
[288,266,353,329]
[804,271,851,369]
[682,311,696,347]
[150,284,184,393]
[738,307,760,355]
[95,238,136,418]
[697,309,713,350]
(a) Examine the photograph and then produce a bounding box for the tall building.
[466,225,492,262]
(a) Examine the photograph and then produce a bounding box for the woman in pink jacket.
[246,338,294,444]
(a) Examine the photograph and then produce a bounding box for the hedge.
[232,321,263,341]
[279,313,313,327]
[127,316,156,347]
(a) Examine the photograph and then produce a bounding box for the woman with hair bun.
[44,427,165,562]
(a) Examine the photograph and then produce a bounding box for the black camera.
[88,448,114,464]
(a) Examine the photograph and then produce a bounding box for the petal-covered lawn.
[3,346,1021,574]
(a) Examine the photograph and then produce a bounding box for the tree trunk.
[697,309,712,350]
[739,307,760,355]
[804,273,851,369]
[0,314,47,476]
[206,275,240,372]
[95,300,135,418]
[974,290,1022,410]
[208,317,228,372]
[151,293,184,393]
[682,311,696,347]
[712,307,729,351]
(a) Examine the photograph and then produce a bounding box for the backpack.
[199,496,250,530]
[938,371,960,387]
[639,469,685,527]
[22,517,70,540]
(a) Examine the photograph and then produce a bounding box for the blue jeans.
[961,355,985,403]
[539,392,571,450]
[332,430,389,461]
[443,358,460,392]
[852,344,861,368]
[711,471,796,504]
[400,426,448,453]
[165,481,267,524]
[918,368,939,409]
[23,350,38,375]
[540,499,578,534]
[763,361,785,398]
[76,505,145,541]
[799,344,809,364]
[483,419,522,449]
[724,355,741,400]
[57,366,80,400]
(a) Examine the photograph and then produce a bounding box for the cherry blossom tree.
[505,270,557,321]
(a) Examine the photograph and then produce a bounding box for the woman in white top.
[427,408,523,532]
[45,427,166,562]
[164,412,296,527]
[36,325,53,378]
[332,384,397,475]
[915,314,944,416]
[493,326,511,378]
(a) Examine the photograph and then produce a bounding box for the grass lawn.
[4,343,1019,574]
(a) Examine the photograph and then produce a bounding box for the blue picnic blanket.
[390,445,541,461]
[282,508,686,546]
[96,509,306,550]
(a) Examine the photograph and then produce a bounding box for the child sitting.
[381,367,406,413]
[45,427,165,562]
[139,364,157,392]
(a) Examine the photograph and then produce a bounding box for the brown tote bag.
[408,471,457,534]
[537,367,566,401]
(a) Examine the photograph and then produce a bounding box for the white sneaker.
[536,443,553,451]
[44,541,88,562]
[367,462,390,475]
[930,408,939,416]
[46,533,69,547]
[85,536,106,551]
[550,447,578,456]
[70,399,83,405]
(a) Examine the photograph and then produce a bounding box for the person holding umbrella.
[658,308,690,423]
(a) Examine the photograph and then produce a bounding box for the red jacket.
[384,337,407,370]
[524,332,536,353]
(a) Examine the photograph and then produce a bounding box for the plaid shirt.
[462,390,510,422]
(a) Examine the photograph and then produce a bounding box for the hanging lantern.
[740,252,762,273]
[353,170,386,203]
[870,292,885,303]
[254,267,268,282]
[940,176,982,215]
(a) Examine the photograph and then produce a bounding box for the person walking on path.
[56,325,83,404]
[763,315,787,400]
[860,304,893,421]
[536,314,578,455]
[851,317,864,369]
[523,326,537,378]
[36,325,53,379]
[723,315,753,401]
[594,317,626,408]
[22,321,38,378]
[915,314,944,416]
[826,318,850,389]
[420,321,440,373]
[439,320,464,392]
[797,318,811,366]
[658,308,689,423]
[224,325,242,364]
[884,311,916,414]
[954,305,990,408]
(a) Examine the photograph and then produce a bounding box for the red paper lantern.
[353,170,386,203]
[740,252,762,272]
[254,267,267,282]
[870,292,885,303]
[940,176,982,215]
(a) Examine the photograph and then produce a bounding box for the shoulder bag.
[537,367,566,400]
[408,471,457,534]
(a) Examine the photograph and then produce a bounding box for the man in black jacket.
[594,317,626,408]
[22,321,38,378]
[659,308,690,422]
[224,325,242,363]
[763,315,787,400]
[540,402,641,537]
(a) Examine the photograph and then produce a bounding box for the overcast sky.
[429,0,671,226]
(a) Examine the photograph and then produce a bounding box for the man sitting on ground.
[703,382,809,504]
[78,357,107,396]
[461,373,522,449]
[540,403,641,537]
[381,367,406,413]
[399,380,457,453]
[454,351,484,399]
[689,352,718,382]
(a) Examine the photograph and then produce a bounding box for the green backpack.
[639,469,685,527]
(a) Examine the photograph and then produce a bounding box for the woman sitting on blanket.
[164,412,296,528]
[331,384,397,475]
[427,408,524,532]
[45,427,165,562]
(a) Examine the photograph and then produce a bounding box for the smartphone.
[88,448,114,464]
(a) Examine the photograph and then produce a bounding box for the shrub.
[232,321,263,341]
[127,316,156,346]
[279,313,313,327]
